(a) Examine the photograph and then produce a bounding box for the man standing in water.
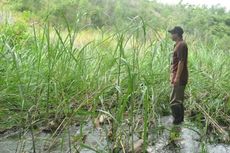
[168,26,188,125]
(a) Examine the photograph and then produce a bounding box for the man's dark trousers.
[170,85,186,124]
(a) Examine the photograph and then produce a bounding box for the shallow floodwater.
[0,116,230,153]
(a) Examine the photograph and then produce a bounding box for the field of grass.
[0,13,230,151]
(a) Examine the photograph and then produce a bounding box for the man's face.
[171,33,178,41]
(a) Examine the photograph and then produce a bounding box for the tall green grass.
[0,16,229,151]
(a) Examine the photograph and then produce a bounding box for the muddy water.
[0,116,230,153]
[147,116,230,153]
[0,121,109,153]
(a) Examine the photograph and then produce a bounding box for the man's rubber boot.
[171,103,184,125]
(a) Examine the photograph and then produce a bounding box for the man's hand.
[174,77,180,86]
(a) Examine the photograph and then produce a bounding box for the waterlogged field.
[0,17,230,152]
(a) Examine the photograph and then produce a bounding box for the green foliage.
[6,0,230,50]
[0,0,230,150]
[0,21,29,47]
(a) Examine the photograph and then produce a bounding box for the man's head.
[168,26,184,41]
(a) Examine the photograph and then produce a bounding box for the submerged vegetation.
[0,0,230,152]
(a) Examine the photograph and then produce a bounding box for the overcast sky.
[156,0,230,11]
